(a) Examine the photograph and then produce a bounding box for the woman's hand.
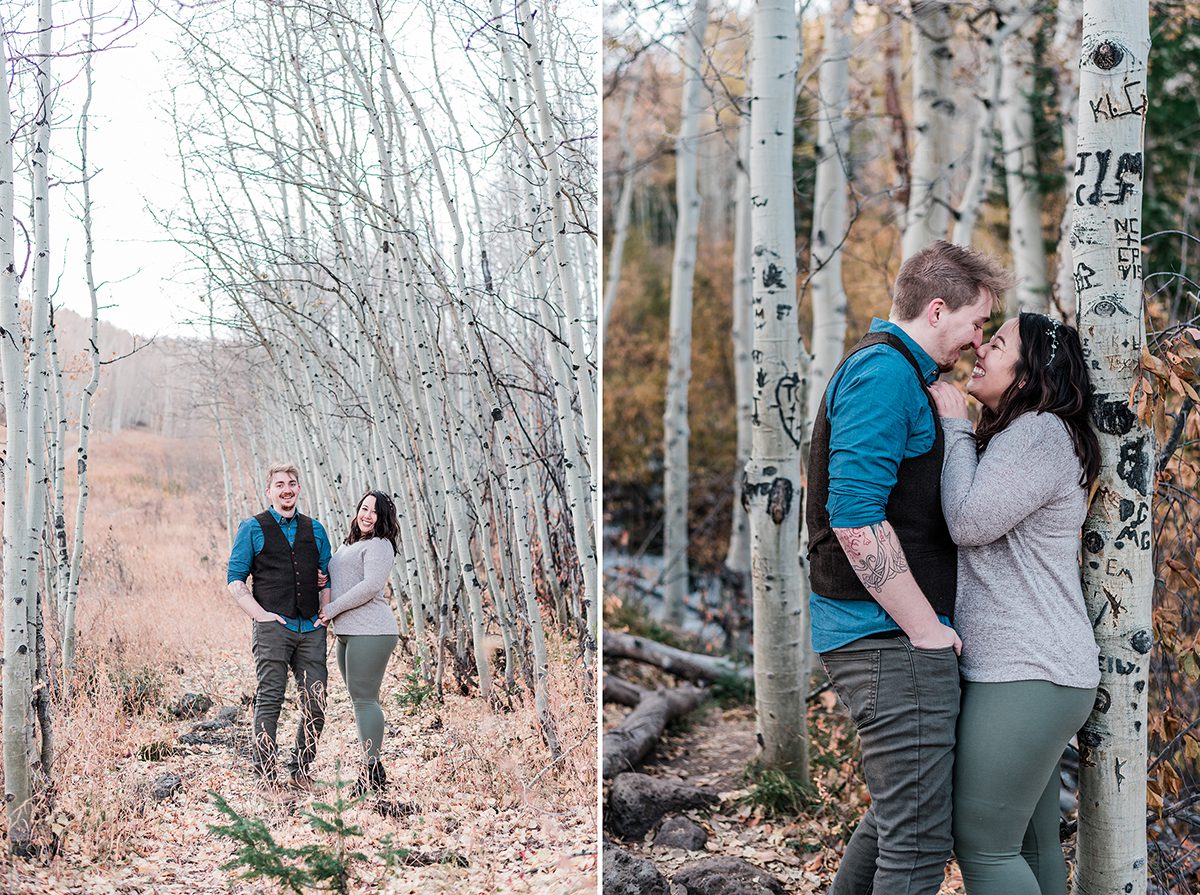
[929,380,968,419]
[317,606,331,626]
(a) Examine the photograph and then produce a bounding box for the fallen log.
[603,674,645,707]
[603,685,707,778]
[604,631,751,684]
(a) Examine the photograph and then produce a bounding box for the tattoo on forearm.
[229,580,251,601]
[835,523,910,594]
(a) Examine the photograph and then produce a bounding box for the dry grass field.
[0,429,597,894]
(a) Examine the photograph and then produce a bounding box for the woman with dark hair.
[319,489,400,795]
[929,313,1101,895]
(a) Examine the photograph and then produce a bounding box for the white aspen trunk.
[48,321,68,623]
[485,485,521,685]
[1054,0,1084,318]
[999,17,1050,312]
[1071,4,1151,892]
[0,12,35,851]
[509,457,562,759]
[902,1,956,259]
[602,69,641,342]
[724,99,753,577]
[22,0,55,787]
[807,0,852,435]
[745,0,809,778]
[532,478,569,627]
[661,0,708,626]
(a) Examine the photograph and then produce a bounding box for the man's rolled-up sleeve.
[227,518,258,584]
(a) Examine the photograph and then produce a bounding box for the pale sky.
[50,8,196,338]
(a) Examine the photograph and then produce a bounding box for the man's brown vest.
[805,332,957,619]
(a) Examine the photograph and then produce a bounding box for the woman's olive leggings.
[953,679,1096,895]
[335,634,398,759]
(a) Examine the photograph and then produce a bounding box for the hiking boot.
[352,758,387,798]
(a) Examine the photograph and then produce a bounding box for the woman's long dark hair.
[344,489,400,555]
[975,312,1101,489]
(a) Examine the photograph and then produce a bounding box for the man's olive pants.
[251,621,327,776]
[820,635,961,895]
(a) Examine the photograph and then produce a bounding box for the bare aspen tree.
[23,4,54,779]
[998,10,1049,312]
[902,1,955,259]
[724,102,752,578]
[62,6,104,677]
[807,0,853,430]
[745,0,809,778]
[1071,2,1152,891]
[603,67,641,342]
[0,11,36,853]
[662,0,707,626]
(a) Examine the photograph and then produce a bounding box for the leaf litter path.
[609,700,966,894]
[5,648,597,895]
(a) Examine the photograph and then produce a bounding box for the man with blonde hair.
[806,241,1014,894]
[227,462,332,787]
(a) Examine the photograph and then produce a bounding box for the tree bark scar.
[767,478,793,524]
[1092,396,1136,435]
[1130,629,1152,654]
[1116,435,1150,495]
[1078,726,1101,766]
[1093,41,1123,70]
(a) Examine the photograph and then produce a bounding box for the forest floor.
[603,596,972,895]
[0,429,597,895]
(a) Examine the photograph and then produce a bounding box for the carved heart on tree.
[775,371,803,447]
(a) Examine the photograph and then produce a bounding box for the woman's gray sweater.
[941,412,1100,689]
[325,537,398,636]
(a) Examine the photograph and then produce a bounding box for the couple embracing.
[225,463,402,796]
[810,241,1101,895]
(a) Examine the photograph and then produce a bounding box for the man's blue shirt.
[810,318,951,652]
[227,507,332,632]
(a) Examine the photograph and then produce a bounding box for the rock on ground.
[168,693,213,719]
[606,773,718,841]
[653,816,708,850]
[603,843,668,895]
[672,857,785,895]
[150,773,183,801]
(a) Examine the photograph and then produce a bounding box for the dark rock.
[150,773,182,801]
[168,693,213,719]
[193,717,232,732]
[654,816,708,850]
[603,844,667,895]
[606,773,719,841]
[672,857,785,895]
[216,705,241,723]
